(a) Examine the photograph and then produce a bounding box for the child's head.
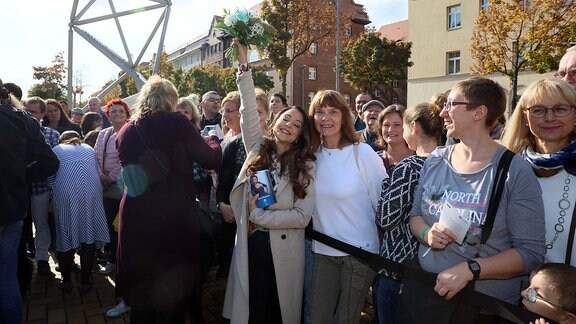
[521,263,576,324]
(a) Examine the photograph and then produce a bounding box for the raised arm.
[235,41,263,153]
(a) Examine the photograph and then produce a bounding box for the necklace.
[546,175,571,251]
[321,145,338,156]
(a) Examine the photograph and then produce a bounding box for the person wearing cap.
[71,107,84,124]
[357,99,385,151]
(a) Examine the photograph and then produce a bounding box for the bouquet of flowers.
[215,8,277,62]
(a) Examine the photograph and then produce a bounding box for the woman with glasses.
[400,77,545,323]
[502,78,576,266]
[521,263,576,323]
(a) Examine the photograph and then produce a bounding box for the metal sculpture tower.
[67,0,172,106]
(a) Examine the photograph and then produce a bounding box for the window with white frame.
[481,0,489,10]
[392,97,399,104]
[375,89,382,98]
[310,42,318,55]
[447,51,461,75]
[308,92,316,106]
[344,25,352,36]
[447,5,462,30]
[392,80,399,88]
[308,67,317,80]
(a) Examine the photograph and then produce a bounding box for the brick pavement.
[22,257,374,323]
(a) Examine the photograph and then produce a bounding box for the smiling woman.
[308,90,387,324]
[375,104,414,174]
[502,78,576,266]
[222,41,316,324]
[400,77,546,323]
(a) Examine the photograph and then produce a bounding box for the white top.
[312,143,387,256]
[540,169,576,265]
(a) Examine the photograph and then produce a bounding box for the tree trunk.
[281,71,288,97]
[510,69,519,114]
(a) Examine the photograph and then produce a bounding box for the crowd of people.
[1,44,576,324]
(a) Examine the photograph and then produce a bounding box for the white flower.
[224,13,238,26]
[250,23,265,37]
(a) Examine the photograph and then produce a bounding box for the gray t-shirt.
[409,145,545,303]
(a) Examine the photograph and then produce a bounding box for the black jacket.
[0,104,59,226]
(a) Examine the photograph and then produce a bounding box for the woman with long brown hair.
[223,41,316,324]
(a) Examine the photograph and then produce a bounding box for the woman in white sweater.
[308,90,387,324]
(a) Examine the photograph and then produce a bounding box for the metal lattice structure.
[67,0,172,107]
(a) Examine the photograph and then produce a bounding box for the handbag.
[133,122,215,238]
[397,149,516,324]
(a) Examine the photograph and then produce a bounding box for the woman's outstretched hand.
[233,39,249,65]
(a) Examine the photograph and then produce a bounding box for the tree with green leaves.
[260,0,343,93]
[340,30,413,94]
[188,64,274,97]
[29,52,67,99]
[470,0,576,110]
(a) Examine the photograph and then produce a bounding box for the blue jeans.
[302,238,313,324]
[373,275,401,324]
[0,220,23,324]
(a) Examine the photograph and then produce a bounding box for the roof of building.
[167,30,210,54]
[378,19,408,42]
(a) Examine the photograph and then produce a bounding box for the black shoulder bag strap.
[566,205,576,264]
[476,149,515,257]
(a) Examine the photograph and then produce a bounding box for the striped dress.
[52,143,109,252]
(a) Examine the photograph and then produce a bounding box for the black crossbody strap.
[566,205,576,264]
[480,149,515,247]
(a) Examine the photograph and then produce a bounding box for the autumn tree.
[470,0,576,110]
[340,30,413,93]
[29,52,67,99]
[261,0,347,93]
[188,64,274,98]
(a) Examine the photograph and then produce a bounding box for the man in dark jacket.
[0,78,59,323]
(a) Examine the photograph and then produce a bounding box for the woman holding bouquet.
[222,41,316,324]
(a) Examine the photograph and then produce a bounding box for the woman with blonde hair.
[308,90,386,324]
[115,75,222,323]
[176,98,201,129]
[502,78,576,265]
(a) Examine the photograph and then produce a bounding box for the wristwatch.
[467,260,481,281]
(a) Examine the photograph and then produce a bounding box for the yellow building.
[407,0,555,110]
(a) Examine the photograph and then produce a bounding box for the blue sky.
[3,0,407,98]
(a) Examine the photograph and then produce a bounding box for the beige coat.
[222,72,316,324]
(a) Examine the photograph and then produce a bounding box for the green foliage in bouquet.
[215,8,277,62]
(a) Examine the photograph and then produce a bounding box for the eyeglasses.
[525,288,564,310]
[442,101,481,112]
[554,69,576,80]
[25,109,42,115]
[205,98,221,103]
[525,105,575,118]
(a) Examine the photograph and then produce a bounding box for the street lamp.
[300,64,307,108]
